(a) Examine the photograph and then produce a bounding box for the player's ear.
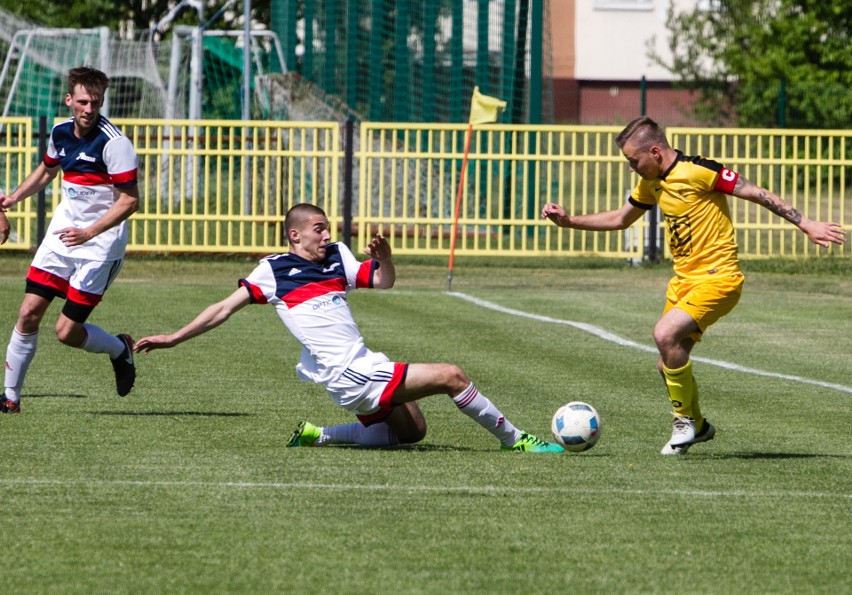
[288,227,300,245]
[65,93,72,107]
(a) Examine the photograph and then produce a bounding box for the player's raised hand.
[0,211,9,244]
[363,233,392,262]
[800,219,847,248]
[0,193,14,211]
[541,202,569,227]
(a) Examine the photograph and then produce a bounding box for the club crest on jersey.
[76,152,97,163]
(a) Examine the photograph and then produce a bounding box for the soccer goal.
[0,8,169,120]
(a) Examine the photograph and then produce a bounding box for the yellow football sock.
[662,360,703,425]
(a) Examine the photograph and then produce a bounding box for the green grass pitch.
[1,252,850,593]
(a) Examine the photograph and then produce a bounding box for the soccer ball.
[551,401,602,452]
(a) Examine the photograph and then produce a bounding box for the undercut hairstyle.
[284,203,327,244]
[615,116,670,151]
[67,66,110,102]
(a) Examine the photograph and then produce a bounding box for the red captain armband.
[713,168,739,194]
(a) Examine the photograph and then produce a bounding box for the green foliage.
[0,0,272,34]
[650,0,852,128]
[0,254,850,592]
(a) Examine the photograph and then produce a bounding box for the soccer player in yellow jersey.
[541,116,847,455]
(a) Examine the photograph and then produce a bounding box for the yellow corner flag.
[468,86,506,125]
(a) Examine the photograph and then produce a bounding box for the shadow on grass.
[26,393,87,399]
[326,443,480,453]
[711,452,848,460]
[90,411,252,417]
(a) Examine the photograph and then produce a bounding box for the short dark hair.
[615,116,669,151]
[67,66,110,101]
[284,203,327,244]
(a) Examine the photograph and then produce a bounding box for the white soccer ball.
[551,401,602,452]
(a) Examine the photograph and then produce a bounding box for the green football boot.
[501,432,565,453]
[286,421,321,447]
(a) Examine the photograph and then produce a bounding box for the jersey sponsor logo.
[288,267,302,276]
[65,187,96,198]
[322,263,340,273]
[312,294,345,311]
[76,152,97,163]
[59,148,66,156]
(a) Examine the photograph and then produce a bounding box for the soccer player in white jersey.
[0,67,139,414]
[135,203,562,452]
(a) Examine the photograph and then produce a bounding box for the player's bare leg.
[654,309,714,454]
[396,363,562,452]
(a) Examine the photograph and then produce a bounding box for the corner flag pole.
[447,123,473,293]
[447,87,506,293]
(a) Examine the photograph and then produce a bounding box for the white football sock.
[4,328,39,402]
[80,324,124,358]
[452,383,522,447]
[319,422,399,446]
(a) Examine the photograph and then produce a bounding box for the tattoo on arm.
[737,176,803,224]
[756,189,802,224]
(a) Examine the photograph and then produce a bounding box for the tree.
[0,1,271,36]
[649,0,851,128]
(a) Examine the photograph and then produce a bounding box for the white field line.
[1,478,849,499]
[449,292,852,395]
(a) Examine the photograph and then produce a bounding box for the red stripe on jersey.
[713,168,739,194]
[283,277,347,309]
[26,266,69,294]
[110,168,138,186]
[239,279,268,304]
[44,155,60,168]
[67,286,103,306]
[355,260,375,289]
[63,171,111,185]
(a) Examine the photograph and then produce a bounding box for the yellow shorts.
[663,273,744,341]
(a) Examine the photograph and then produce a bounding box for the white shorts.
[325,350,408,426]
[27,243,123,306]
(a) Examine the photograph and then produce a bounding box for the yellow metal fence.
[0,118,849,259]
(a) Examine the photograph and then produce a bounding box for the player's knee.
[54,319,83,347]
[397,419,427,444]
[55,328,77,346]
[444,364,470,394]
[17,305,44,332]
[653,324,675,352]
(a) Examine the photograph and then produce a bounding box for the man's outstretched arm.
[135,286,252,353]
